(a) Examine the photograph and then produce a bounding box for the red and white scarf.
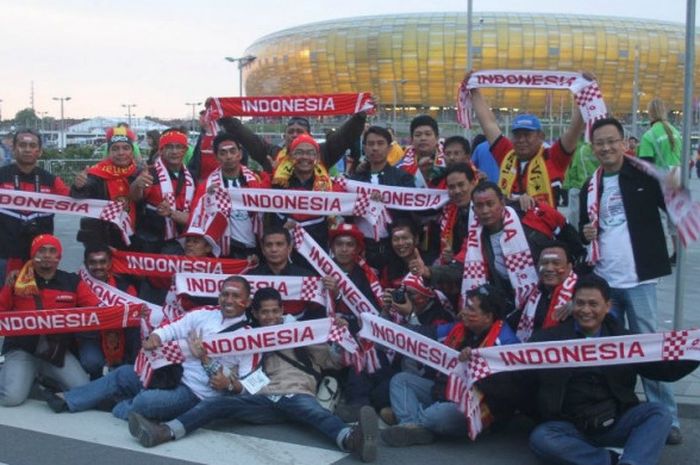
[153,157,195,240]
[292,224,380,371]
[188,167,264,256]
[454,328,700,438]
[205,92,375,122]
[110,249,250,278]
[171,273,333,313]
[457,70,607,141]
[0,189,133,245]
[461,206,539,308]
[586,156,700,264]
[0,305,141,336]
[135,317,358,386]
[336,178,449,211]
[79,268,163,337]
[517,271,577,342]
[395,140,446,186]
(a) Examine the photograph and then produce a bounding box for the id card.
[241,368,270,394]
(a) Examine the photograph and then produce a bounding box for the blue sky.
[0,0,695,119]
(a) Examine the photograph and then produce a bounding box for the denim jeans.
[168,393,350,449]
[610,284,679,426]
[529,402,672,465]
[76,332,105,380]
[0,345,89,407]
[64,364,199,421]
[389,372,468,437]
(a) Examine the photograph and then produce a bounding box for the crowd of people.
[0,74,697,465]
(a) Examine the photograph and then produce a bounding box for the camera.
[391,287,407,304]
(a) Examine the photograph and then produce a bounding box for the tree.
[14,108,39,129]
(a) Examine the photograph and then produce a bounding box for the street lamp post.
[185,102,202,133]
[382,79,408,128]
[224,55,257,96]
[121,103,137,126]
[52,96,71,149]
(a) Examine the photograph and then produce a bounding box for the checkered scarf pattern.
[461,206,539,309]
[153,157,195,240]
[457,70,607,141]
[586,156,700,266]
[517,271,577,342]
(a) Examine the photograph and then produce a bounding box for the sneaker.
[345,406,378,462]
[379,407,397,426]
[381,424,435,447]
[127,412,172,448]
[666,426,683,445]
[39,388,68,413]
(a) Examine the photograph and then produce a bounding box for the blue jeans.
[64,364,199,421]
[610,284,679,426]
[529,402,672,465]
[168,393,350,449]
[389,372,468,437]
[76,332,105,380]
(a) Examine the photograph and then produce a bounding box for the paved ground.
[1,178,700,465]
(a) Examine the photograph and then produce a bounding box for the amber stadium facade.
[242,12,700,121]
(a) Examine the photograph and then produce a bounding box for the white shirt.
[154,309,255,399]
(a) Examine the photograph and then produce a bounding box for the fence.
[37,159,96,185]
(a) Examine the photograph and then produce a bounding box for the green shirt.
[638,121,681,169]
[563,141,599,190]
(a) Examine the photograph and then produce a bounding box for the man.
[268,134,339,251]
[383,284,519,446]
[562,140,599,230]
[527,275,698,465]
[0,235,99,406]
[77,243,140,378]
[190,132,268,259]
[397,115,444,187]
[350,125,415,269]
[130,128,195,253]
[580,116,681,443]
[443,136,472,167]
[626,136,639,156]
[467,73,585,207]
[433,162,479,266]
[41,276,255,423]
[220,113,367,174]
[0,129,70,284]
[128,287,379,463]
[506,241,577,341]
[72,126,138,249]
[247,226,319,319]
[418,182,582,310]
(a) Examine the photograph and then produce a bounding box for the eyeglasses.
[292,149,317,158]
[592,138,623,149]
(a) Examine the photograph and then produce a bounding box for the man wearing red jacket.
[0,235,99,406]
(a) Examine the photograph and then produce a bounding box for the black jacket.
[220,113,367,172]
[579,158,671,281]
[526,316,698,421]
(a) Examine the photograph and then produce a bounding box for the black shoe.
[335,403,361,423]
[39,388,68,413]
[380,424,435,447]
[666,426,683,445]
[127,412,172,448]
[345,406,378,462]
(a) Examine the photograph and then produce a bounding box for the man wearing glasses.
[580,117,681,445]
[129,129,195,254]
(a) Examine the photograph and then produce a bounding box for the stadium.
[242,12,700,128]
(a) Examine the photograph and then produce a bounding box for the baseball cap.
[511,114,542,132]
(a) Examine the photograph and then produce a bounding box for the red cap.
[329,223,365,251]
[30,234,62,259]
[402,272,435,298]
[289,134,320,154]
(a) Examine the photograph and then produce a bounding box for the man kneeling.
[128,287,379,462]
